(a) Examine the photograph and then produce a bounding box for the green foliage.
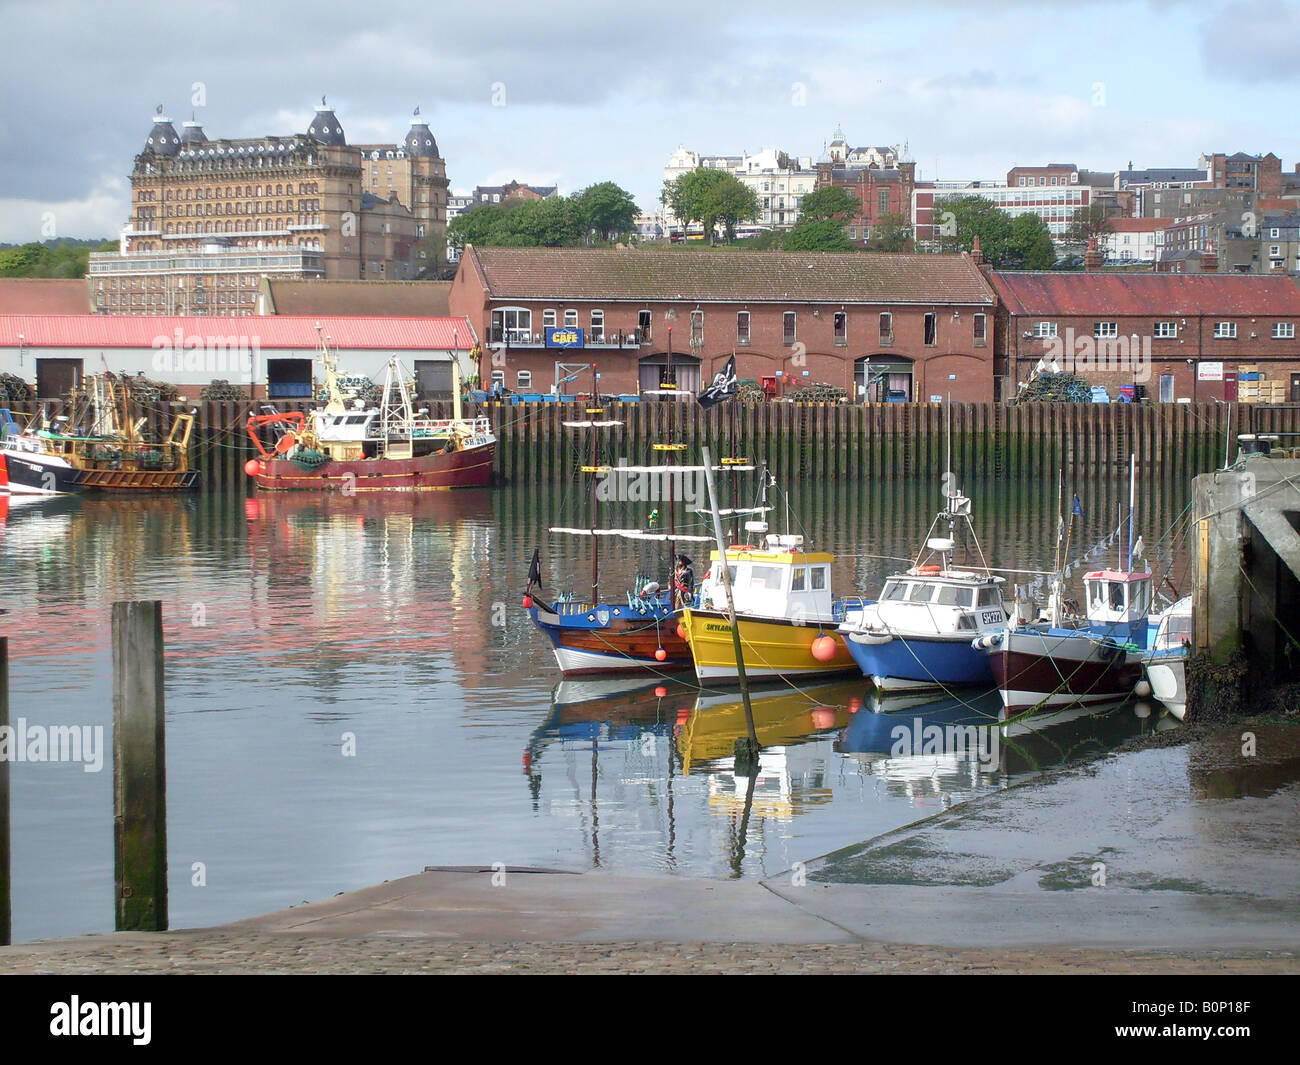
[735,228,780,250]
[933,195,1012,264]
[781,218,853,252]
[1065,202,1113,246]
[1019,371,1092,403]
[0,238,110,278]
[1009,213,1056,270]
[448,182,640,250]
[796,186,859,223]
[573,181,638,241]
[866,211,913,253]
[661,169,759,243]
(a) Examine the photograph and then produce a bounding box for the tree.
[781,218,853,252]
[1008,213,1056,270]
[866,211,913,253]
[447,204,505,254]
[933,195,1012,264]
[661,168,759,243]
[1065,202,1113,247]
[573,182,638,242]
[505,196,583,246]
[796,186,859,224]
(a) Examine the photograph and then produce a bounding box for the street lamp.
[1187,358,1197,404]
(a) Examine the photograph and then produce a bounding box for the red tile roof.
[990,272,1300,316]
[466,246,996,305]
[0,279,91,315]
[264,279,451,316]
[0,315,475,350]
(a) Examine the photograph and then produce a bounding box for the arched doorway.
[639,352,701,394]
[854,355,914,402]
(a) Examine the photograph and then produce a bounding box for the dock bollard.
[112,601,168,932]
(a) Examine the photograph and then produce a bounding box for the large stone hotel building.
[89,99,449,315]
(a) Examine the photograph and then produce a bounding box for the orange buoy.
[811,707,836,730]
[654,686,668,698]
[654,648,667,662]
[522,595,534,609]
[676,623,687,641]
[244,458,262,477]
[811,634,839,662]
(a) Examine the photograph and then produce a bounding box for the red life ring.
[908,565,942,575]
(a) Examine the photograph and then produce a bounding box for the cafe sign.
[545,327,585,349]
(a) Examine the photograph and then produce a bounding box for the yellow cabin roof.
[708,548,835,565]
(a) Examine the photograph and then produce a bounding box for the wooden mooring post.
[112,601,168,932]
[0,637,9,946]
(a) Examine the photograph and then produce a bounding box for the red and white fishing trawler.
[246,336,495,493]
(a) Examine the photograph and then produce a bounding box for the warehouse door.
[36,358,83,400]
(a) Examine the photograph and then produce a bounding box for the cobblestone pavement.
[2,933,1297,974]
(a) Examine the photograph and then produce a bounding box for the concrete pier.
[1194,454,1300,712]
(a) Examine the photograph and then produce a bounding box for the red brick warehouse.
[449,246,998,402]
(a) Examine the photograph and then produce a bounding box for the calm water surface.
[1,472,1193,941]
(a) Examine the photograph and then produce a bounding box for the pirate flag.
[697,354,738,410]
[526,547,544,592]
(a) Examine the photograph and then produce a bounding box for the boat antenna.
[1126,452,1136,572]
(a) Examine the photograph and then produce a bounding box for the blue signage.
[545,326,585,349]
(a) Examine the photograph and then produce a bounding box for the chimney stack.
[1084,237,1103,272]
[1201,242,1218,273]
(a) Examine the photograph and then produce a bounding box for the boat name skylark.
[50,997,151,1045]
[889,717,999,772]
[0,718,104,772]
[151,328,259,376]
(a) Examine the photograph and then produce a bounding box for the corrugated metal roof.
[0,314,475,349]
[469,246,996,305]
[990,272,1300,316]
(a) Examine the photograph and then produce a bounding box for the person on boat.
[673,554,695,608]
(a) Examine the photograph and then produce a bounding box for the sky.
[0,0,1297,243]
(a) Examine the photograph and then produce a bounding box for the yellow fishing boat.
[680,536,858,683]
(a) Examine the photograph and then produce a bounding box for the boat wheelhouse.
[838,487,1008,691]
[984,568,1151,715]
[680,534,858,683]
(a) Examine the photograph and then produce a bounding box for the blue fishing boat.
[838,486,1008,691]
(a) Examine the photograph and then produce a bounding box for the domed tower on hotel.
[102,98,452,313]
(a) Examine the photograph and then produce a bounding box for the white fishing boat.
[1143,595,1192,720]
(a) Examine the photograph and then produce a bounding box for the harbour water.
[0,472,1193,943]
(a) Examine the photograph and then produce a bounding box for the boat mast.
[701,445,757,749]
[1125,452,1136,572]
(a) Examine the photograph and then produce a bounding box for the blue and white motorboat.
[838,488,1008,691]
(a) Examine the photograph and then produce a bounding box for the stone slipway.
[3,722,1299,973]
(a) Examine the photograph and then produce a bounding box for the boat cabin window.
[810,566,827,591]
[345,414,368,425]
[907,582,935,602]
[882,580,908,601]
[791,567,806,592]
[749,565,784,591]
[977,586,1000,608]
[936,585,975,608]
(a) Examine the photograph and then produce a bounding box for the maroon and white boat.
[247,344,495,493]
[980,569,1150,715]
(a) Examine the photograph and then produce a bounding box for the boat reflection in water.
[835,687,1162,804]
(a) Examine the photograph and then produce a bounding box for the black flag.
[526,547,544,592]
[698,355,738,409]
